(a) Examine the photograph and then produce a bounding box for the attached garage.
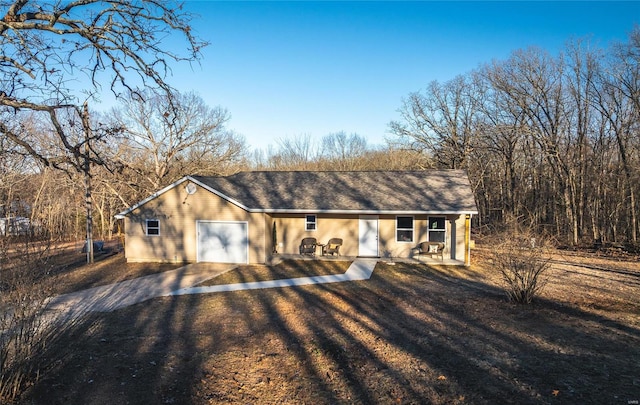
[197,221,248,264]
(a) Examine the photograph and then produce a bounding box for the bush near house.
[491,229,552,304]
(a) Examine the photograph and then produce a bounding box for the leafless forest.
[2,26,640,248]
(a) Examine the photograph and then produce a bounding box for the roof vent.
[185,182,197,195]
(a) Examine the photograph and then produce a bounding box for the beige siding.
[124,183,266,263]
[271,214,468,260]
[272,214,360,256]
[379,215,407,258]
[379,215,452,259]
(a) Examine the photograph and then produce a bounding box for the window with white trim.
[396,216,414,242]
[146,219,160,236]
[428,217,446,242]
[305,215,317,231]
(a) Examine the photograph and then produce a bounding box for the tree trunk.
[82,103,94,264]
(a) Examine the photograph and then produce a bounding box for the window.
[428,217,446,242]
[305,215,317,231]
[146,219,160,236]
[396,216,414,242]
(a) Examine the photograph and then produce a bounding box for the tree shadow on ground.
[26,260,640,405]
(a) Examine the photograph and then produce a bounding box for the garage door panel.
[197,221,248,263]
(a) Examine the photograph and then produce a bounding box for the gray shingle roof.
[192,170,477,214]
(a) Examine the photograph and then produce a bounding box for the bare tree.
[486,47,590,244]
[473,67,530,224]
[110,89,245,196]
[266,134,319,170]
[319,131,367,170]
[389,75,482,169]
[0,0,205,167]
[388,31,640,247]
[0,0,206,261]
[602,26,640,242]
[0,3,206,399]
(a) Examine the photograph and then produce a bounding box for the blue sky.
[167,1,640,152]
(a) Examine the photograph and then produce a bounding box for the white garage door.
[197,221,248,263]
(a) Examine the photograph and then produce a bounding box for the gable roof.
[116,170,478,218]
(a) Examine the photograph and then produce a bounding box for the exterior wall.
[271,214,360,256]
[123,182,266,263]
[378,214,461,260]
[379,214,414,258]
[271,213,469,261]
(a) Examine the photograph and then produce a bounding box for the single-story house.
[0,216,36,236]
[115,170,478,266]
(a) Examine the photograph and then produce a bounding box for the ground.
[18,244,640,404]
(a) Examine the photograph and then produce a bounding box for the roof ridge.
[197,169,467,177]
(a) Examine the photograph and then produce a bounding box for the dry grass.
[18,246,640,404]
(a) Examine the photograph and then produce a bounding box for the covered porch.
[267,253,467,267]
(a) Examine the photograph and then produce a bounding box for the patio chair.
[299,237,317,255]
[322,238,343,256]
[414,241,445,261]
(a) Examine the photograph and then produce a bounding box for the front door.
[359,215,379,257]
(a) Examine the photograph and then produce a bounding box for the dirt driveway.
[22,250,640,405]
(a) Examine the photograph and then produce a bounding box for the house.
[115,170,478,265]
[0,216,34,237]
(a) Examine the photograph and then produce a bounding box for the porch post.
[464,214,471,266]
[449,217,457,260]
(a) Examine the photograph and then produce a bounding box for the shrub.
[0,237,57,402]
[492,230,551,304]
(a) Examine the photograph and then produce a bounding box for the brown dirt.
[19,246,640,404]
[44,240,184,295]
[200,259,352,286]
